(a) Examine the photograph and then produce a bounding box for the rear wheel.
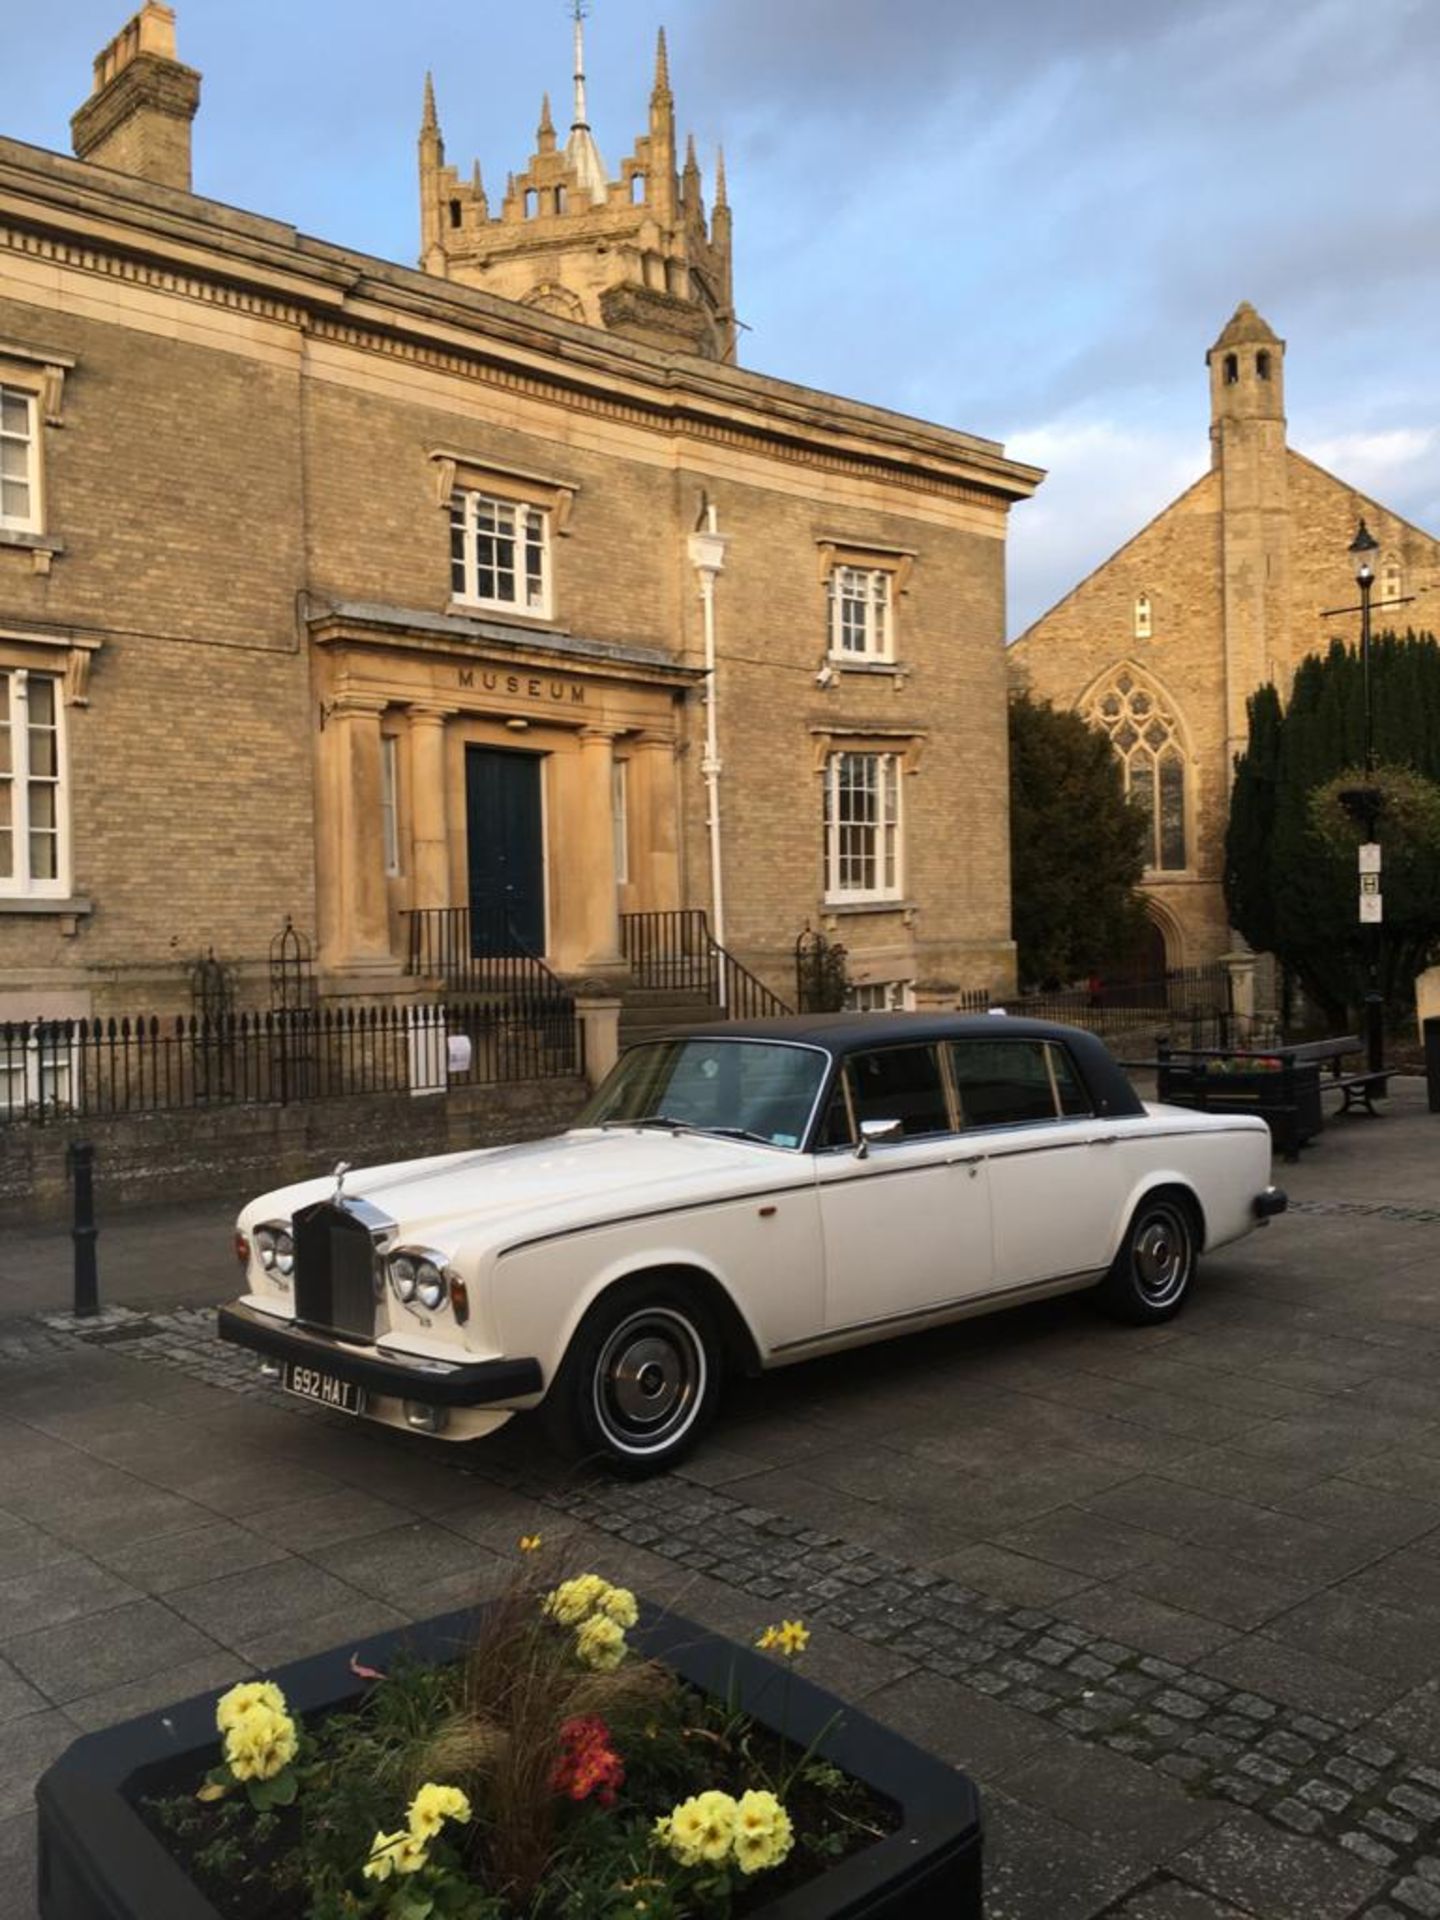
[1096,1192,1197,1324]
[547,1280,721,1475]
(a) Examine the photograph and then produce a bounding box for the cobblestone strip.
[28,1305,1440,1913]
[1290,1199,1440,1226]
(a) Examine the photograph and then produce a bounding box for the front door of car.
[813,1042,993,1335]
[949,1036,1123,1289]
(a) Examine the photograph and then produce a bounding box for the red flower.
[551,1715,625,1808]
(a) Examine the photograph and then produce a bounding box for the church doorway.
[465,745,546,956]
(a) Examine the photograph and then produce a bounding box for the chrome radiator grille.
[292,1200,378,1342]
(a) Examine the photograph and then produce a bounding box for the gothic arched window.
[1085,670,1188,872]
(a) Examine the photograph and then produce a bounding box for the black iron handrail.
[620,911,792,1019]
[403,907,570,997]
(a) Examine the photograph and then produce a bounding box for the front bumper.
[1254,1186,1289,1220]
[217,1303,543,1407]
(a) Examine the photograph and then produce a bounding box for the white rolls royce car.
[219,1015,1286,1473]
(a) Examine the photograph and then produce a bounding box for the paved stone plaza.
[2,1080,1439,1919]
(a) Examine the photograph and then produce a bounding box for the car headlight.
[251,1222,293,1289]
[415,1261,446,1311]
[389,1254,418,1303]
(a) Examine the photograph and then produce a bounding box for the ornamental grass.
[145,1544,892,1920]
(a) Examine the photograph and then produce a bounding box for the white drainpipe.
[688,506,730,1003]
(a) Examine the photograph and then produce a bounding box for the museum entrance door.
[465,746,546,956]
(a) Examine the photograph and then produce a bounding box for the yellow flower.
[732,1790,794,1873]
[407,1781,472,1841]
[518,1534,543,1553]
[223,1703,297,1782]
[664,1790,737,1867]
[575,1612,627,1672]
[215,1680,287,1734]
[756,1618,810,1658]
[392,1831,430,1875]
[596,1583,638,1629]
[543,1573,609,1626]
[362,1829,407,1883]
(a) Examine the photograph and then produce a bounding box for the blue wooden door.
[465,746,545,955]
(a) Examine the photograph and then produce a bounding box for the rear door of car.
[813,1041,994,1334]
[949,1035,1124,1289]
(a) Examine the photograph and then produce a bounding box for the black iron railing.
[403,907,571,998]
[0,998,582,1125]
[620,911,793,1020]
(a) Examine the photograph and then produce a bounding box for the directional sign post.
[1359,843,1382,925]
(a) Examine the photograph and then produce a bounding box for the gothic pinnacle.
[715,144,729,209]
[539,92,555,137]
[421,70,438,134]
[653,26,672,98]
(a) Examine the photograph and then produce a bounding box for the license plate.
[283,1362,365,1416]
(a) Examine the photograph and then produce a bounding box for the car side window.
[845,1045,951,1139]
[1049,1043,1093,1117]
[951,1039,1060,1128]
[816,1081,854,1150]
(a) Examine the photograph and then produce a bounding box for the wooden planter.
[36,1603,982,1920]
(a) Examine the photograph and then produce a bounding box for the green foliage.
[1008,690,1148,988]
[1224,631,1440,1022]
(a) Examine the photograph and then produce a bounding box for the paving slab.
[0,1597,222,1707]
[1172,1811,1386,1918]
[982,1787,1150,1920]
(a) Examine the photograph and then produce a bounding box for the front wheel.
[547,1282,721,1475]
[1096,1192,1197,1324]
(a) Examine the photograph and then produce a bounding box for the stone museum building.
[0,3,1041,1036]
[1012,303,1440,974]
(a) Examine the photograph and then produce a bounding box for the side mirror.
[855,1117,904,1158]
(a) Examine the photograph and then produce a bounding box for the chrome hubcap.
[594,1309,705,1453]
[1134,1209,1189,1305]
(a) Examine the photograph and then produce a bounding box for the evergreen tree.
[1225,632,1440,1023]
[1008,690,1148,989]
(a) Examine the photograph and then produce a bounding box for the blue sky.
[9,0,1440,635]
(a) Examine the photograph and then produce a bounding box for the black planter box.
[1156,1058,1323,1161]
[36,1603,982,1920]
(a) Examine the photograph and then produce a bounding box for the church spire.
[421,69,438,135]
[564,1,608,203]
[571,0,591,131]
[653,26,672,101]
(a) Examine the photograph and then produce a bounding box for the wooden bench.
[1286,1035,1389,1118]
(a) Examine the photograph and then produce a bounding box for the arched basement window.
[1085,670,1188,871]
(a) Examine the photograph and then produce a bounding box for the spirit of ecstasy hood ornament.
[332,1161,352,1203]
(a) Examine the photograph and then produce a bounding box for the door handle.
[951,1153,985,1167]
[1088,1135,1118,1147]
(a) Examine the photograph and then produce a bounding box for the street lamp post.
[1348,517,1384,1072]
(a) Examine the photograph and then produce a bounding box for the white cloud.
[1301,428,1440,508]
[1006,418,1203,638]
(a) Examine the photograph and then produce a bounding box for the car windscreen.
[577,1039,827,1149]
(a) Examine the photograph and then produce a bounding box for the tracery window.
[1086,670,1187,872]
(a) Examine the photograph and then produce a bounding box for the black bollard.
[68,1140,99,1318]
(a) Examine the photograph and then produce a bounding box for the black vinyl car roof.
[638,1013,1146,1120]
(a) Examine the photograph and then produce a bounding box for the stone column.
[408,706,452,910]
[575,990,624,1086]
[628,731,680,910]
[576,727,625,969]
[1223,950,1257,1020]
[319,691,400,985]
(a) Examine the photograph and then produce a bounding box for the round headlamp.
[254,1227,276,1272]
[274,1229,294,1280]
[415,1261,446,1311]
[389,1254,418,1303]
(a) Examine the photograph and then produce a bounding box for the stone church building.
[1012,303,1439,975]
[0,3,1040,1041]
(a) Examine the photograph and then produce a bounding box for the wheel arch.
[1124,1176,1208,1253]
[547,1258,764,1396]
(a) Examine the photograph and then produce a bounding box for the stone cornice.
[0,138,1045,512]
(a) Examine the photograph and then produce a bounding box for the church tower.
[1206,302,1291,766]
[418,13,737,362]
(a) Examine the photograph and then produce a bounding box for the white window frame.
[380,734,401,878]
[1,1021,78,1120]
[823,750,902,904]
[0,668,70,899]
[449,489,553,618]
[844,980,914,1013]
[828,565,894,662]
[0,384,40,535]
